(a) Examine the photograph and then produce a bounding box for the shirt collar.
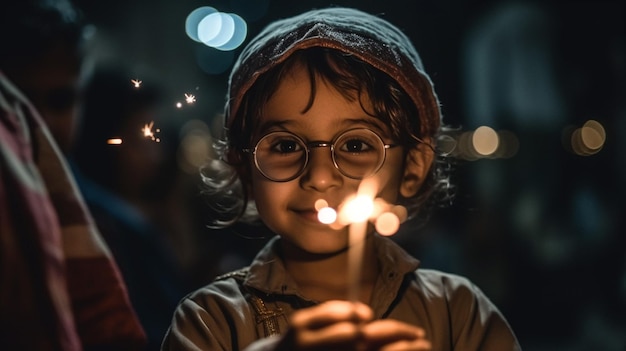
[244,234,420,306]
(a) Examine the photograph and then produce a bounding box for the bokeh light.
[581,120,606,151]
[375,212,400,236]
[186,6,247,52]
[472,126,499,156]
[565,119,606,156]
[185,6,217,42]
[342,195,375,224]
[314,199,329,211]
[318,207,337,224]
[214,13,247,51]
[198,12,234,47]
[450,126,519,160]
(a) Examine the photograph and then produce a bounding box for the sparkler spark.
[184,93,196,104]
[131,79,142,88]
[107,138,123,145]
[141,121,161,142]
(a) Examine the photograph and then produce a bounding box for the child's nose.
[299,148,342,191]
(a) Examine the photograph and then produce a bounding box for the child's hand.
[276,300,431,351]
[360,319,432,351]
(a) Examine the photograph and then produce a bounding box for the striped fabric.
[1,72,146,350]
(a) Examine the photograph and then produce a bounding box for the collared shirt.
[162,235,521,351]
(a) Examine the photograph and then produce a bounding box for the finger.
[291,300,373,330]
[295,320,364,350]
[378,339,432,351]
[361,320,427,345]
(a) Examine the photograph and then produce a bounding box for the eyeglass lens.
[253,129,386,181]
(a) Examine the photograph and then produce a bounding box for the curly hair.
[200,48,454,228]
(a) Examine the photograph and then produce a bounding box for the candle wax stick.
[347,219,368,302]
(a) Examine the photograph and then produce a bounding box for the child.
[162,7,521,351]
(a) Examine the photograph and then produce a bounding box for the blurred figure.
[70,65,192,351]
[0,0,146,350]
[462,1,626,350]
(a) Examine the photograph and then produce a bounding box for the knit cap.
[225,7,441,137]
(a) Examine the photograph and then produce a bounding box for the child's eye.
[271,139,303,154]
[339,138,374,153]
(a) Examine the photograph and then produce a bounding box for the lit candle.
[342,179,377,302]
[315,179,407,302]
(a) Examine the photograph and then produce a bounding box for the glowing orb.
[214,13,247,51]
[581,120,605,151]
[176,102,182,108]
[107,138,122,145]
[317,207,337,224]
[343,195,374,224]
[472,126,499,156]
[315,199,328,211]
[391,205,408,223]
[375,212,400,236]
[185,6,217,42]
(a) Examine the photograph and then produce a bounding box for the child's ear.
[400,138,435,198]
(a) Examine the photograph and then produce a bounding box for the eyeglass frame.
[241,128,401,182]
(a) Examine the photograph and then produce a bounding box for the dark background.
[71,0,625,350]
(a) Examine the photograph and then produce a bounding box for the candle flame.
[314,178,405,236]
[343,195,374,224]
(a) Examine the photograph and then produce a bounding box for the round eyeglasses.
[242,128,399,182]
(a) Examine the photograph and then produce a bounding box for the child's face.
[249,63,416,255]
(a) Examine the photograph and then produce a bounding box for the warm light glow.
[176,102,183,108]
[472,126,499,156]
[343,195,374,224]
[314,199,329,211]
[131,79,142,88]
[317,207,337,224]
[107,138,122,145]
[568,119,606,156]
[581,120,605,151]
[141,121,161,142]
[390,205,408,224]
[375,212,401,236]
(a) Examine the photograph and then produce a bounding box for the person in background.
[162,7,520,351]
[0,0,146,349]
[70,65,192,351]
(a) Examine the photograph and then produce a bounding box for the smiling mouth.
[293,209,321,223]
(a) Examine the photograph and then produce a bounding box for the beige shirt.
[161,235,521,351]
